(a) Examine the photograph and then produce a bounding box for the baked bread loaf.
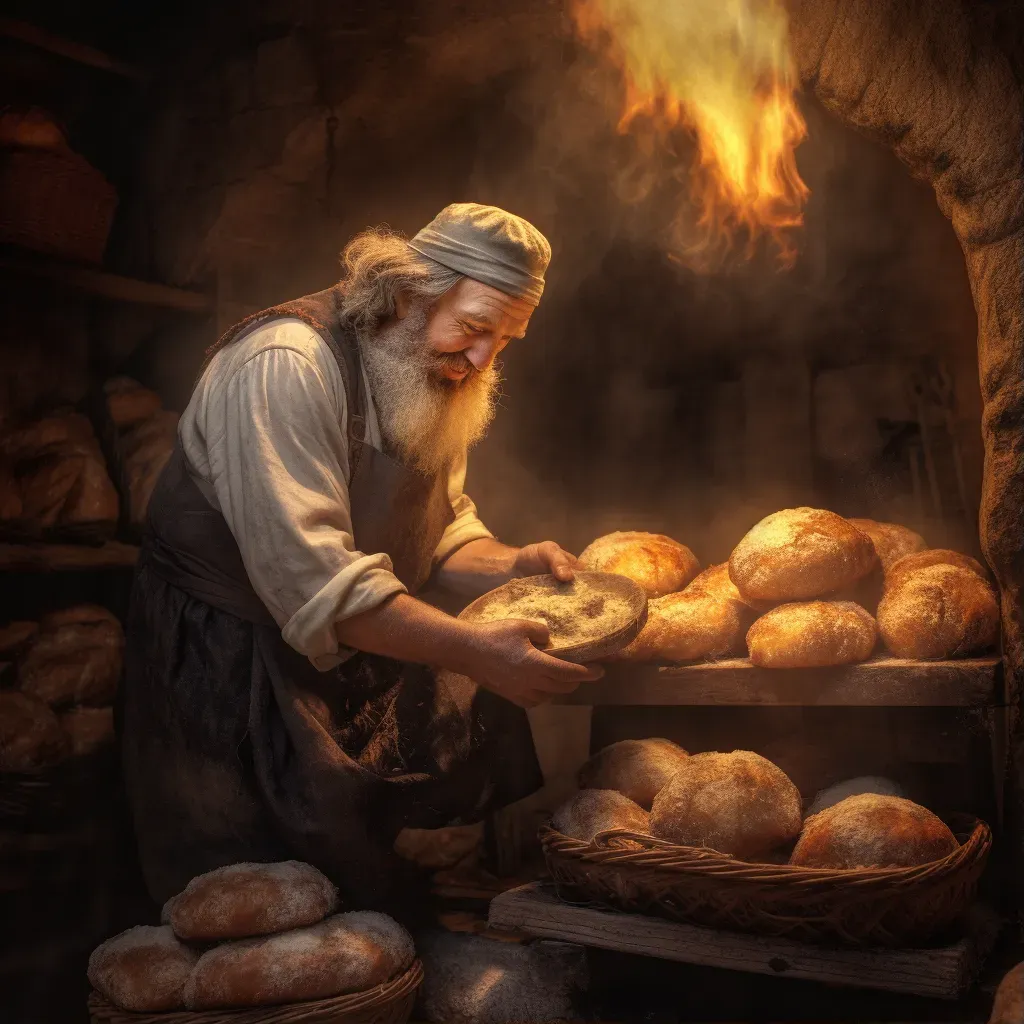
[578,738,689,809]
[0,412,95,461]
[105,377,163,429]
[884,548,989,589]
[184,912,411,1009]
[649,750,802,860]
[0,690,68,771]
[616,592,750,662]
[789,793,958,869]
[746,601,877,669]
[166,860,339,942]
[88,925,197,1012]
[18,617,123,707]
[685,563,752,606]
[847,519,927,570]
[729,509,877,603]
[807,775,906,817]
[551,789,650,843]
[989,962,1024,1024]
[0,620,38,657]
[579,531,700,598]
[61,705,115,757]
[877,564,999,659]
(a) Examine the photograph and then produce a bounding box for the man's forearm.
[434,537,520,597]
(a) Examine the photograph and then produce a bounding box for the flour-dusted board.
[488,883,1000,1000]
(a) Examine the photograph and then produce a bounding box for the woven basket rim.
[87,958,423,1024]
[539,814,991,887]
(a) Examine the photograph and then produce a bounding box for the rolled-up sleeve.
[200,345,406,667]
[433,450,494,565]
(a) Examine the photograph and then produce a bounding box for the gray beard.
[357,306,500,476]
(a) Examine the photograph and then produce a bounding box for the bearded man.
[122,203,599,912]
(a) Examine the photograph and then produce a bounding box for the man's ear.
[394,290,411,319]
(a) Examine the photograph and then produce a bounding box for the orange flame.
[571,0,809,267]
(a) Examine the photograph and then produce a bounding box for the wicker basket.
[540,816,992,947]
[0,149,118,264]
[88,960,423,1024]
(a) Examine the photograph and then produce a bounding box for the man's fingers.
[511,617,551,648]
[531,651,603,682]
[542,542,576,582]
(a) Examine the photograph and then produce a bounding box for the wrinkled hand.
[513,541,579,583]
[464,618,603,709]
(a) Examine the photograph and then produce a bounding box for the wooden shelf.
[0,245,211,312]
[553,655,1004,708]
[0,541,139,572]
[0,17,147,81]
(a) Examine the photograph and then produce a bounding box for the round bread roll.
[0,690,68,772]
[807,775,907,817]
[0,620,38,658]
[746,601,877,669]
[649,750,802,860]
[88,925,197,1012]
[551,789,650,843]
[184,912,411,1009]
[729,508,878,603]
[684,563,756,607]
[615,592,750,662]
[61,705,115,757]
[877,563,999,659]
[578,738,689,809]
[847,519,927,571]
[166,861,339,942]
[579,531,700,598]
[884,548,989,589]
[789,793,958,869]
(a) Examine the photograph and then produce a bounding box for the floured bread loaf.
[729,509,877,603]
[649,750,802,860]
[884,548,989,589]
[88,925,197,1012]
[746,601,877,668]
[0,620,38,657]
[685,563,754,607]
[0,690,68,771]
[877,564,999,659]
[578,738,689,809]
[184,912,410,1009]
[551,789,650,843]
[579,531,700,598]
[166,860,338,942]
[340,911,415,975]
[789,793,958,869]
[616,592,750,662]
[848,519,927,570]
[61,705,115,757]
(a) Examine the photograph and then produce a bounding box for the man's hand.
[461,618,603,708]
[512,541,579,583]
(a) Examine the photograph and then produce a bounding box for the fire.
[570,0,809,267]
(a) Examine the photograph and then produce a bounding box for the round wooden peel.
[458,571,648,664]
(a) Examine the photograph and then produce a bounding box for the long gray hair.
[338,226,462,334]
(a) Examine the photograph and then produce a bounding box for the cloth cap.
[408,203,551,306]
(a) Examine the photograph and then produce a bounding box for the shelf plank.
[488,882,999,1001]
[0,246,211,312]
[552,656,1003,708]
[0,17,147,81]
[0,541,139,572]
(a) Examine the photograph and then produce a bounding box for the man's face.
[398,277,535,386]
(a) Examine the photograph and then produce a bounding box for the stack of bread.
[104,377,178,530]
[582,510,998,666]
[0,411,118,539]
[0,605,121,772]
[88,861,416,1012]
[553,739,959,871]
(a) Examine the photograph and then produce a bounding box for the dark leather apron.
[121,287,542,911]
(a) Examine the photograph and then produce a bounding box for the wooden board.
[0,541,139,572]
[553,656,1003,708]
[488,883,999,1001]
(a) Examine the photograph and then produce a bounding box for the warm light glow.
[571,0,810,267]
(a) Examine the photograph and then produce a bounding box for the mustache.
[431,351,477,376]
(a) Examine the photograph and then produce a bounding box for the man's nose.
[464,338,500,372]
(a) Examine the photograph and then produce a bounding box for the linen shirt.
[178,318,494,669]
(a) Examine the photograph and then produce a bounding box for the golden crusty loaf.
[877,564,999,659]
[0,690,68,771]
[88,925,198,1012]
[649,750,803,860]
[579,531,700,598]
[746,601,877,669]
[847,519,927,571]
[729,508,878,603]
[684,563,757,607]
[184,911,413,1010]
[615,591,751,662]
[165,861,339,942]
[789,793,958,869]
[551,789,650,843]
[884,548,989,589]
[578,738,689,809]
